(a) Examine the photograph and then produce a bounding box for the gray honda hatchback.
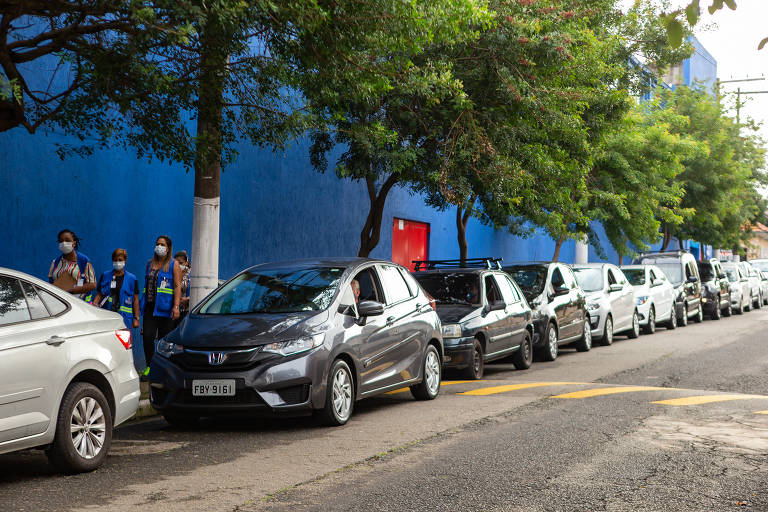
[149,258,443,426]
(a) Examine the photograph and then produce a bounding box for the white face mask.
[155,245,168,257]
[113,261,126,271]
[59,242,74,254]
[179,264,188,272]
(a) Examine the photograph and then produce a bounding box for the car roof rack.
[412,258,503,271]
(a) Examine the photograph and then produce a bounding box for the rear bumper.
[111,362,140,426]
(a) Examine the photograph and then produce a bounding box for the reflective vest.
[50,251,95,302]
[97,270,138,328]
[142,259,176,318]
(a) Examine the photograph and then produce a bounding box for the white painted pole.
[190,196,220,308]
[574,236,588,264]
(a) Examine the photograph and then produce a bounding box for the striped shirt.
[49,254,96,299]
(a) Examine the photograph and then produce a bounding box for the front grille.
[174,347,266,371]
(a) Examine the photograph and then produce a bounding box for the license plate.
[192,379,236,396]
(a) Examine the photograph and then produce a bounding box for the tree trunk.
[678,237,684,251]
[189,25,227,308]
[552,235,565,262]
[358,173,399,257]
[456,196,476,267]
[660,223,671,251]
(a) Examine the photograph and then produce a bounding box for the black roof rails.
[412,258,503,271]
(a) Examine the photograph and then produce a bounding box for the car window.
[573,268,603,292]
[505,276,523,302]
[354,268,382,303]
[378,265,412,304]
[413,272,480,306]
[0,276,32,326]
[649,269,657,282]
[623,269,645,286]
[398,268,420,298]
[562,267,578,289]
[607,269,618,286]
[37,287,68,316]
[485,275,502,304]
[20,281,50,320]
[551,267,565,288]
[494,274,518,304]
[615,268,628,285]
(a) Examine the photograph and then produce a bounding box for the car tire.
[679,305,689,326]
[755,293,762,309]
[665,308,677,329]
[574,319,592,352]
[722,300,732,317]
[643,306,656,335]
[411,344,441,400]
[540,322,559,361]
[627,310,640,339]
[736,298,745,315]
[163,413,200,429]
[464,339,485,380]
[745,298,752,312]
[694,303,703,323]
[321,359,355,426]
[47,382,113,474]
[512,331,534,369]
[600,316,614,346]
[711,298,721,320]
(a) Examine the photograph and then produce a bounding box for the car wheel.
[575,319,592,352]
[512,331,534,370]
[643,306,656,335]
[711,298,721,320]
[666,308,677,329]
[321,359,354,426]
[722,300,732,317]
[736,298,745,315]
[464,339,484,380]
[163,413,200,429]
[47,382,113,473]
[411,344,442,400]
[628,310,640,339]
[755,293,762,309]
[679,306,688,326]
[694,303,703,323]
[540,323,559,361]
[745,297,752,312]
[601,316,614,346]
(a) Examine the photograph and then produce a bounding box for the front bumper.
[588,305,608,339]
[700,294,719,315]
[636,301,651,326]
[149,350,324,417]
[441,337,475,369]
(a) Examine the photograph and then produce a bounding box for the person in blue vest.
[141,235,181,375]
[92,248,140,329]
[48,229,97,300]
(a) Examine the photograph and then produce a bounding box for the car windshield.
[573,268,604,292]
[413,273,481,306]
[198,266,345,314]
[647,261,684,286]
[505,266,547,300]
[750,260,768,272]
[623,269,645,286]
[697,264,714,281]
[723,268,739,282]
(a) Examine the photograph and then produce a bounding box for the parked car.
[632,251,703,326]
[504,262,590,361]
[740,261,763,309]
[696,259,732,319]
[0,268,139,472]
[747,259,768,305]
[572,263,639,344]
[412,259,534,380]
[149,258,443,427]
[721,262,750,314]
[621,265,677,333]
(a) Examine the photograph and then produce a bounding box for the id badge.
[110,280,117,289]
[160,278,168,289]
[77,277,84,287]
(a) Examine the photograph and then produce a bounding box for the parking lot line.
[385,380,487,395]
[458,382,584,396]
[652,395,760,406]
[551,386,664,399]
[755,410,768,415]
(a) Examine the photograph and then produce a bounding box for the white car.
[748,260,768,306]
[722,263,750,314]
[621,265,676,333]
[739,261,763,309]
[572,263,639,345]
[0,268,139,472]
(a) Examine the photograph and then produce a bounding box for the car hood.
[586,291,608,304]
[631,284,650,294]
[435,305,480,324]
[171,310,329,348]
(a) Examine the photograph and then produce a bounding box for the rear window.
[697,263,714,281]
[413,273,481,306]
[623,269,645,286]
[505,266,547,300]
[573,268,603,292]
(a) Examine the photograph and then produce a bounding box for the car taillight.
[115,330,132,350]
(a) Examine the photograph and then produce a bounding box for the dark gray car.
[149,258,443,426]
[412,263,534,380]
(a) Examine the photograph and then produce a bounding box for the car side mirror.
[485,300,506,314]
[609,284,623,293]
[687,275,698,284]
[554,285,570,297]
[718,273,726,279]
[357,300,384,317]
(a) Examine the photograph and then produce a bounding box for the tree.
[661,0,767,50]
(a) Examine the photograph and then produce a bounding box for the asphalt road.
[2,307,768,512]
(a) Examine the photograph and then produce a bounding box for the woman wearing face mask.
[141,235,181,375]
[174,250,191,323]
[92,249,140,329]
[48,229,96,300]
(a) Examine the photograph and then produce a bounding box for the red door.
[392,218,429,271]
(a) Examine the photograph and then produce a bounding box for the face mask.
[113,261,126,271]
[155,245,167,257]
[179,264,188,272]
[59,242,74,254]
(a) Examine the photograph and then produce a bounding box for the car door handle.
[46,335,66,346]
[386,316,395,326]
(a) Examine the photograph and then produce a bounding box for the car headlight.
[157,339,184,358]
[442,324,462,338]
[637,296,648,306]
[262,334,324,356]
[587,302,601,311]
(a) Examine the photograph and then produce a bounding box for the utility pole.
[716,76,768,130]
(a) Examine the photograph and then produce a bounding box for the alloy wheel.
[332,367,353,422]
[424,350,441,396]
[548,326,558,359]
[605,318,614,345]
[70,397,106,460]
[583,322,592,350]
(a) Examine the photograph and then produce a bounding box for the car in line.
[621,265,677,333]
[412,258,534,380]
[696,259,732,319]
[721,262,750,314]
[572,263,639,344]
[149,258,443,427]
[0,267,139,473]
[747,259,768,305]
[504,262,591,361]
[632,251,703,326]
[739,261,763,310]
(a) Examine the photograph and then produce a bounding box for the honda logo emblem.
[208,352,227,365]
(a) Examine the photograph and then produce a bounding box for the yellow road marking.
[458,382,584,396]
[652,395,760,406]
[551,386,663,399]
[755,411,768,415]
[385,380,486,395]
